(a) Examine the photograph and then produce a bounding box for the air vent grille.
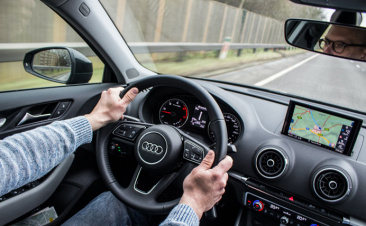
[256,149,287,179]
[314,169,349,202]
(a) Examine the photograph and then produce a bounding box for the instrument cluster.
[153,96,243,144]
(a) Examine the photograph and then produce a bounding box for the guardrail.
[33,65,71,70]
[0,42,290,62]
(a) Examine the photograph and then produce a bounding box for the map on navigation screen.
[287,105,354,153]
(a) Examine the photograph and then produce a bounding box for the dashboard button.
[275,213,281,219]
[288,220,295,225]
[275,191,289,200]
[253,200,264,211]
[268,211,276,218]
[258,184,267,190]
[280,216,289,224]
[316,207,328,215]
[307,203,317,210]
[295,198,308,207]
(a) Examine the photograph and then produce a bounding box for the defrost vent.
[313,168,350,202]
[256,148,287,179]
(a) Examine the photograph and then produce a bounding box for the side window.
[0,0,104,92]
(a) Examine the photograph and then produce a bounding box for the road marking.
[254,54,319,86]
[356,64,360,68]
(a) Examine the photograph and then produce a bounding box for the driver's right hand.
[179,150,233,219]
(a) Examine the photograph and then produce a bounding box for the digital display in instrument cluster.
[282,101,362,156]
[190,105,209,129]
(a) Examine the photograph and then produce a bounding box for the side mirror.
[285,19,366,62]
[23,47,93,84]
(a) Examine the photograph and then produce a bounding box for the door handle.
[0,118,6,128]
[18,113,51,126]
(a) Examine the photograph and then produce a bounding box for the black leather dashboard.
[127,78,366,226]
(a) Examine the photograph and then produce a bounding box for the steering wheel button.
[127,133,134,139]
[184,152,189,159]
[191,147,202,155]
[118,130,127,136]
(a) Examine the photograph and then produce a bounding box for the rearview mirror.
[23,47,93,84]
[285,19,366,62]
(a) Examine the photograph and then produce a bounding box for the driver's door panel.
[0,83,119,225]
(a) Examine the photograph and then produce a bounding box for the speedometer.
[159,98,189,128]
[209,113,241,143]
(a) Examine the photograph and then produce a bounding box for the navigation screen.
[190,105,209,129]
[282,101,362,156]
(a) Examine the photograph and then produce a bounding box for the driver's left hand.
[85,87,139,131]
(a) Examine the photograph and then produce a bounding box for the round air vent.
[255,148,287,179]
[313,169,350,202]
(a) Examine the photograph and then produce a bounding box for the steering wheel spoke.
[126,165,180,204]
[112,121,151,143]
[178,131,210,165]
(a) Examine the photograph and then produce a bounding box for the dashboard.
[129,81,366,226]
[139,87,244,146]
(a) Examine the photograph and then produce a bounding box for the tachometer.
[159,98,189,128]
[209,113,241,143]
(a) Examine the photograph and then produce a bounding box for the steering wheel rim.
[96,75,227,214]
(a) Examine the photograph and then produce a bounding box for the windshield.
[100,0,366,113]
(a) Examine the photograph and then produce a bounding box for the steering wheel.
[96,75,227,214]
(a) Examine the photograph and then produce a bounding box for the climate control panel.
[245,193,326,226]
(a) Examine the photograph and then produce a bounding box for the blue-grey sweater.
[0,116,199,226]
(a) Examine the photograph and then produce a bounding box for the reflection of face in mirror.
[319,26,366,60]
[32,49,71,82]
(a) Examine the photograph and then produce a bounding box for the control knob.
[252,200,264,211]
[280,216,289,224]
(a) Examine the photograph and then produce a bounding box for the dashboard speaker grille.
[314,170,349,201]
[256,149,286,179]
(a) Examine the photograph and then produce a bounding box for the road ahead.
[209,52,366,113]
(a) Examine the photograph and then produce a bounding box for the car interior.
[1,0,366,226]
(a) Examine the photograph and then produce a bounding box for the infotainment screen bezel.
[281,100,363,156]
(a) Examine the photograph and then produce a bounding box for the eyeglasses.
[318,38,366,54]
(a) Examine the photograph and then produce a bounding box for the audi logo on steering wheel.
[141,141,164,155]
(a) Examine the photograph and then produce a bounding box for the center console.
[230,174,350,226]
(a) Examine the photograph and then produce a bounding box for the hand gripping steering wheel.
[96,75,227,214]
